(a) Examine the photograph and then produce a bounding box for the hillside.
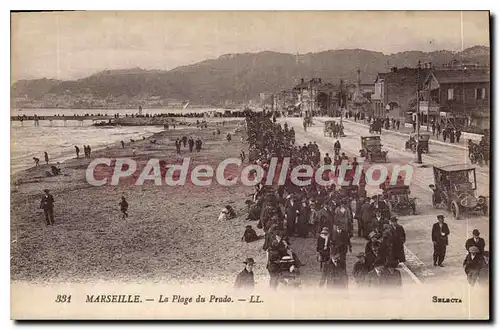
[11,46,490,107]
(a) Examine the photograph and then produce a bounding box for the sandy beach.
[10,119,272,284]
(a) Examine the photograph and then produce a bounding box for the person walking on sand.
[87,145,92,158]
[121,140,125,148]
[44,151,49,165]
[40,189,55,225]
[33,157,40,167]
[188,137,194,152]
[195,138,203,152]
[175,138,181,154]
[119,196,129,219]
[75,146,80,159]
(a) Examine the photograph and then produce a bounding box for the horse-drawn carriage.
[405,132,430,153]
[428,164,488,219]
[359,136,388,163]
[369,119,382,134]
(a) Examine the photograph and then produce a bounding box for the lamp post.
[416,60,422,164]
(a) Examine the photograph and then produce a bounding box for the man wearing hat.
[319,252,348,288]
[465,229,486,257]
[463,246,486,286]
[331,224,352,269]
[334,200,353,237]
[234,258,256,289]
[367,260,387,287]
[284,194,300,237]
[353,252,369,286]
[40,189,55,225]
[389,216,406,264]
[371,209,388,235]
[359,198,374,239]
[431,215,450,267]
[364,231,381,270]
[316,227,331,268]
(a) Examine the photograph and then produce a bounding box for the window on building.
[447,88,454,100]
[475,88,486,100]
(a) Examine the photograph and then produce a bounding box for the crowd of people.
[235,113,412,290]
[234,113,490,291]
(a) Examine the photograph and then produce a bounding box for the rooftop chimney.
[391,67,398,73]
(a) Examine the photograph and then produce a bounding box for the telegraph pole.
[416,60,422,164]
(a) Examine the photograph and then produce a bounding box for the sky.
[11,11,490,82]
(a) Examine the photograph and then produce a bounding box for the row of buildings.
[268,62,490,130]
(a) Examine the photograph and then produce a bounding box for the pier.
[11,115,115,126]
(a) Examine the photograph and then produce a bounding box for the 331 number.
[55,294,72,303]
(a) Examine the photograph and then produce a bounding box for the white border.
[3,1,498,328]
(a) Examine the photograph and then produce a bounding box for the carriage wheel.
[451,201,460,220]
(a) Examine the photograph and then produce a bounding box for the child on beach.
[119,196,129,219]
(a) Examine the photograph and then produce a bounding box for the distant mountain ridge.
[11,46,490,107]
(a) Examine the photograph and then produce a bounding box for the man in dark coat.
[360,199,374,239]
[455,129,461,143]
[367,262,387,287]
[389,216,406,263]
[319,253,348,289]
[324,153,332,165]
[432,215,450,266]
[330,224,352,268]
[364,231,381,270]
[316,204,334,234]
[353,252,370,286]
[284,196,300,237]
[234,258,256,289]
[316,227,331,266]
[463,246,485,286]
[371,209,388,236]
[188,137,195,152]
[465,229,486,257]
[40,189,55,225]
[334,140,341,155]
